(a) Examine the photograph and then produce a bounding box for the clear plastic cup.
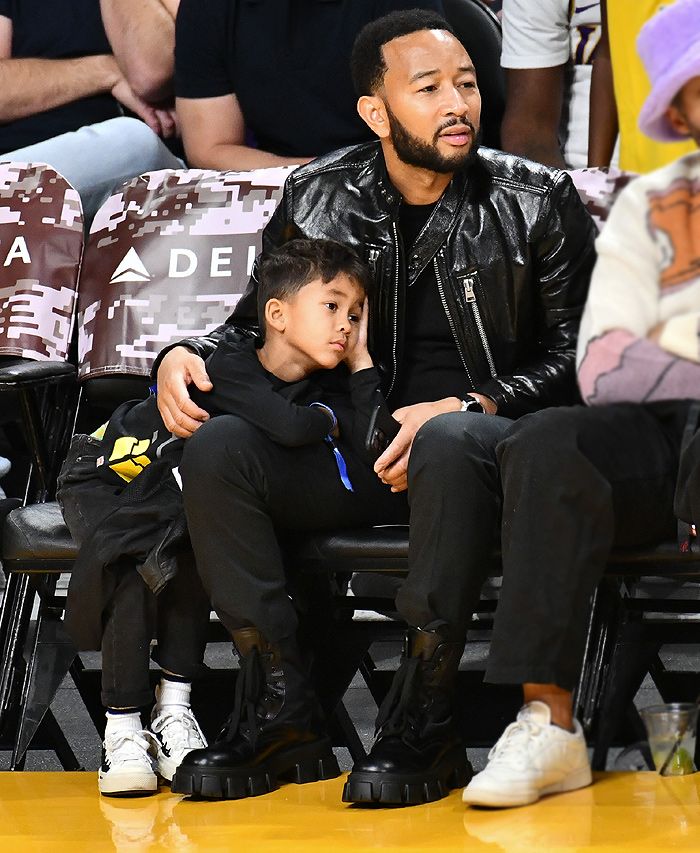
[641,703,699,776]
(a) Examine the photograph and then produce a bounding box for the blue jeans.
[4,116,183,225]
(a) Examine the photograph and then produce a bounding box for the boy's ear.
[357,94,390,139]
[264,298,286,332]
[666,103,691,138]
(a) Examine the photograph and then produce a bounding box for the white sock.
[156,678,191,711]
[105,710,142,737]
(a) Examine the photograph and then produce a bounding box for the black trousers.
[180,403,693,695]
[180,415,410,642]
[486,401,692,690]
[179,412,511,644]
[101,553,211,708]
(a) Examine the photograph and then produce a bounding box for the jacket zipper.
[387,222,400,397]
[433,253,475,387]
[462,273,497,377]
[367,247,380,277]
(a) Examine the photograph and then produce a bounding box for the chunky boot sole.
[343,747,472,806]
[171,738,340,800]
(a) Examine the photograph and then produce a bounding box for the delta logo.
[110,247,151,283]
[109,245,251,283]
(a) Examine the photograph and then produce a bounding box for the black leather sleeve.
[477,171,596,417]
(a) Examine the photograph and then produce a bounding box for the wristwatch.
[460,397,485,414]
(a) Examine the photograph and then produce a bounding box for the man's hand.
[344,298,373,373]
[157,347,213,437]
[112,77,177,137]
[374,398,462,493]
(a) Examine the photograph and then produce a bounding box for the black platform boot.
[343,628,472,806]
[171,627,340,799]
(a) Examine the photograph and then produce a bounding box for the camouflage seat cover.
[0,161,83,361]
[568,166,638,232]
[78,166,295,380]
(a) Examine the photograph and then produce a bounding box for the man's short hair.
[256,238,371,334]
[350,9,455,97]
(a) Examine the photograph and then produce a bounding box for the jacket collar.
[371,146,472,285]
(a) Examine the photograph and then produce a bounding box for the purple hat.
[637,0,700,141]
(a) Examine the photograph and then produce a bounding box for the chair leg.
[575,582,619,736]
[0,572,33,736]
[11,605,77,768]
[590,613,660,770]
[10,710,82,772]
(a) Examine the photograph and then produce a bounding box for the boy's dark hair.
[350,9,455,97]
[256,239,371,335]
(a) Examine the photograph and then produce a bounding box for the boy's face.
[667,75,700,146]
[277,273,365,371]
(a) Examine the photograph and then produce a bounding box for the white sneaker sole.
[463,765,592,808]
[99,769,158,797]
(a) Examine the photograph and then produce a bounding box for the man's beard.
[386,104,480,173]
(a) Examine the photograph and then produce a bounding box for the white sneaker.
[150,705,207,782]
[462,701,592,808]
[99,728,159,797]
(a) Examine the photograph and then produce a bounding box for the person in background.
[588,0,696,171]
[500,0,602,169]
[0,0,182,221]
[173,0,443,171]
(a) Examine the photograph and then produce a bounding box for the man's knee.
[97,117,182,171]
[497,407,585,471]
[411,412,507,472]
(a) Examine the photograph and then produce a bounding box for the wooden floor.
[2,771,700,851]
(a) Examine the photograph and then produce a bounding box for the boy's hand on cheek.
[344,297,373,373]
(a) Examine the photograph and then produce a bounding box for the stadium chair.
[0,162,83,767]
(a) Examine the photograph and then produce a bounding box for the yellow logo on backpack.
[108,436,152,482]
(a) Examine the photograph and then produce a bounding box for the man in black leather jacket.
[155,10,597,807]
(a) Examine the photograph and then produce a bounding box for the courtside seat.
[4,497,700,769]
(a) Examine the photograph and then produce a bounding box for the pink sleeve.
[578,329,700,405]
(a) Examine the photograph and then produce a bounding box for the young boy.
[58,238,399,797]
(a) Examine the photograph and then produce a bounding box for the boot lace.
[374,656,422,740]
[219,647,264,747]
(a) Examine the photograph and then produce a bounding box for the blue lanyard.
[324,435,354,492]
[308,402,353,492]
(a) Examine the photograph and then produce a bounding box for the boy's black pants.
[101,553,211,708]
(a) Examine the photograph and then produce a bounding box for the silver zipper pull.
[367,247,380,276]
[463,275,476,303]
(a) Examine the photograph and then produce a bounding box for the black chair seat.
[0,358,75,389]
[4,503,700,577]
[3,502,77,564]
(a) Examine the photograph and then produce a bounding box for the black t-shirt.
[391,201,472,408]
[0,0,121,153]
[174,0,443,158]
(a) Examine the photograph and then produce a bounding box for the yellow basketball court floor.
[1,771,700,851]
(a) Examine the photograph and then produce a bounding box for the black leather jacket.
[163,142,596,418]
